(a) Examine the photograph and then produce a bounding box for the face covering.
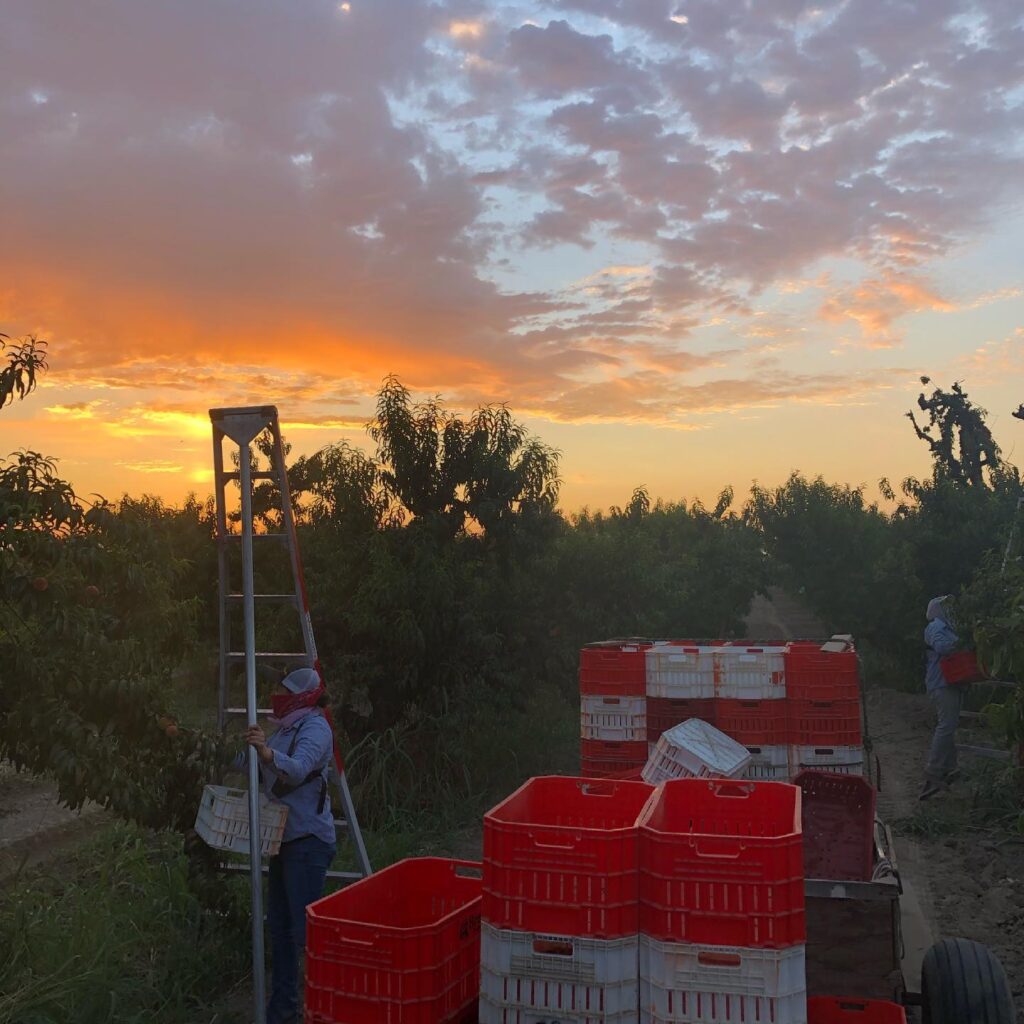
[270,682,326,722]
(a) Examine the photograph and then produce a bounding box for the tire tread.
[921,937,1014,1024]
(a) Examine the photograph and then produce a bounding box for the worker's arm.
[925,619,960,656]
[257,717,332,784]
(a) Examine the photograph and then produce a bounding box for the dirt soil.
[866,686,1024,1015]
[0,760,106,879]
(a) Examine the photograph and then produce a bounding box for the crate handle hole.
[709,781,753,798]
[533,939,574,957]
[696,952,742,968]
[530,835,578,850]
[692,839,743,859]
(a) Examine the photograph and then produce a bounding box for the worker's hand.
[246,725,274,765]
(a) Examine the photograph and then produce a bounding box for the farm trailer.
[805,810,1014,1023]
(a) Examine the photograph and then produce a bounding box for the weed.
[0,822,249,1024]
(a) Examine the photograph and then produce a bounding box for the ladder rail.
[238,434,268,1024]
[212,427,231,734]
[270,418,318,667]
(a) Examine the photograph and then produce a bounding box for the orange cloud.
[819,272,955,347]
[116,459,185,474]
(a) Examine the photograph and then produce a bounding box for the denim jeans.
[267,834,336,1024]
[925,684,964,783]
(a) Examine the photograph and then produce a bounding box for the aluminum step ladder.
[210,405,372,1024]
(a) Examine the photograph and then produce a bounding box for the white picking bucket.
[194,784,288,857]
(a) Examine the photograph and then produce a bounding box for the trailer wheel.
[921,937,1015,1024]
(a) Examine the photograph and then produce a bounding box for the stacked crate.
[708,644,790,781]
[480,776,654,1023]
[785,643,863,778]
[580,643,650,778]
[638,778,807,1023]
[580,640,864,782]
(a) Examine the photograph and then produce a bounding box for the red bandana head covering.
[271,667,344,772]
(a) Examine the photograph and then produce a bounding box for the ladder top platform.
[210,406,279,446]
[209,405,279,421]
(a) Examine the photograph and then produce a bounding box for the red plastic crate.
[581,758,646,780]
[639,778,805,948]
[580,738,649,764]
[483,775,654,938]
[796,770,876,882]
[808,997,907,1023]
[305,857,482,1024]
[788,698,863,746]
[785,643,861,701]
[940,649,987,685]
[716,698,789,745]
[579,643,649,696]
[646,697,717,741]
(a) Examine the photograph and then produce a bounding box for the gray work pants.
[925,685,964,782]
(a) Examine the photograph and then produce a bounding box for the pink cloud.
[819,272,956,346]
[1,0,1021,440]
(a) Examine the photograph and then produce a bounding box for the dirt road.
[0,761,105,879]
[867,686,1024,1015]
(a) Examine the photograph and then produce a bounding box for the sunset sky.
[2,0,1023,513]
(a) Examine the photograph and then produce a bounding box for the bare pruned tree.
[907,377,1004,489]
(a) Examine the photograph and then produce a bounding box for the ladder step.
[226,707,274,716]
[227,651,309,662]
[219,533,288,542]
[221,862,364,881]
[332,819,349,831]
[218,470,279,482]
[226,593,297,603]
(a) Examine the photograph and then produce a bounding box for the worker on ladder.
[244,667,337,1024]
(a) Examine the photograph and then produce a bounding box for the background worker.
[920,595,964,801]
[245,667,337,1024]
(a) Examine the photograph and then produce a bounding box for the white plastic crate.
[581,694,647,742]
[480,923,638,1023]
[646,645,716,700]
[480,994,636,1024]
[642,720,751,785]
[194,784,288,857]
[740,745,790,781]
[640,936,807,1024]
[712,647,787,700]
[790,745,864,777]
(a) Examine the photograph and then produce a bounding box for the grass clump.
[0,822,249,1024]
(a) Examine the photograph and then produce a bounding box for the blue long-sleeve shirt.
[234,712,337,847]
[924,619,960,693]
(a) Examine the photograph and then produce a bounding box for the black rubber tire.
[922,937,1015,1024]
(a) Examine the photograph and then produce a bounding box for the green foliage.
[0,334,48,410]
[954,555,1024,750]
[0,823,248,1024]
[747,383,1023,683]
[745,473,890,636]
[343,682,577,834]
[365,374,561,542]
[0,458,225,830]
